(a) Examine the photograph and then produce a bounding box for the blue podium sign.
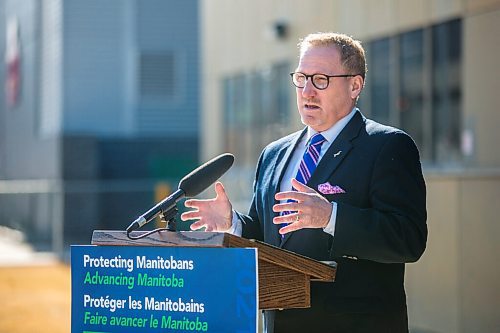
[71,245,258,333]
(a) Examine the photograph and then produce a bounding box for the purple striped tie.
[295,133,326,185]
[280,133,326,236]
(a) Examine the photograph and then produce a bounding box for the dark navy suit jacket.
[236,111,427,332]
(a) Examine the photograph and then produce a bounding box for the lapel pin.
[333,150,342,158]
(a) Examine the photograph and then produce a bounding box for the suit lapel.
[310,111,364,188]
[307,140,352,189]
[280,112,365,248]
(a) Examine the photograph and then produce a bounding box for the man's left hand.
[272,178,333,235]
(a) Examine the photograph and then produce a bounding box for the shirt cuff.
[323,202,337,236]
[226,210,243,236]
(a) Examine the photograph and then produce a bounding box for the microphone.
[126,153,235,233]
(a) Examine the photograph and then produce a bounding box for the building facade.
[0,0,200,249]
[201,0,500,332]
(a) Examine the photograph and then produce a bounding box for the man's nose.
[301,79,317,98]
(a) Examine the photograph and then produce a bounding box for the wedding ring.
[295,214,300,222]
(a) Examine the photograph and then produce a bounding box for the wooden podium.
[91,230,336,311]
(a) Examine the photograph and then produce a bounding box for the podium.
[91,230,336,310]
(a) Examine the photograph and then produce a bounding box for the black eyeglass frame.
[289,72,362,90]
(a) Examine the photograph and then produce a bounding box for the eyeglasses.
[290,72,361,90]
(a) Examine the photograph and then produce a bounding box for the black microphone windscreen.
[179,153,235,197]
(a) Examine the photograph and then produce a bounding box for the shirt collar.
[305,107,358,146]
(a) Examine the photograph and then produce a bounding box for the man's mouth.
[304,103,321,110]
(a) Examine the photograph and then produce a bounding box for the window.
[223,62,290,165]
[399,29,425,155]
[369,38,392,125]
[366,19,462,165]
[432,19,462,163]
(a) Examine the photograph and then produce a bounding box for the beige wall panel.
[406,177,460,333]
[201,0,226,158]
[465,0,500,13]
[459,178,500,332]
[293,0,338,30]
[430,0,464,22]
[395,0,428,31]
[363,0,398,39]
[350,0,464,39]
[206,0,340,73]
[331,0,366,38]
[463,10,500,167]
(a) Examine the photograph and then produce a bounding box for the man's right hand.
[180,181,233,232]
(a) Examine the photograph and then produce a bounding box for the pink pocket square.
[318,182,346,195]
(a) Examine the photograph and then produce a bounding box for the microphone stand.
[160,206,178,232]
[126,206,178,240]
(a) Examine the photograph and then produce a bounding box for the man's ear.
[350,75,364,99]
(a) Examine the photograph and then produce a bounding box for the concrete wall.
[201,0,500,161]
[406,173,500,332]
[463,9,500,166]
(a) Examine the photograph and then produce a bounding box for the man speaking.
[181,32,427,333]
